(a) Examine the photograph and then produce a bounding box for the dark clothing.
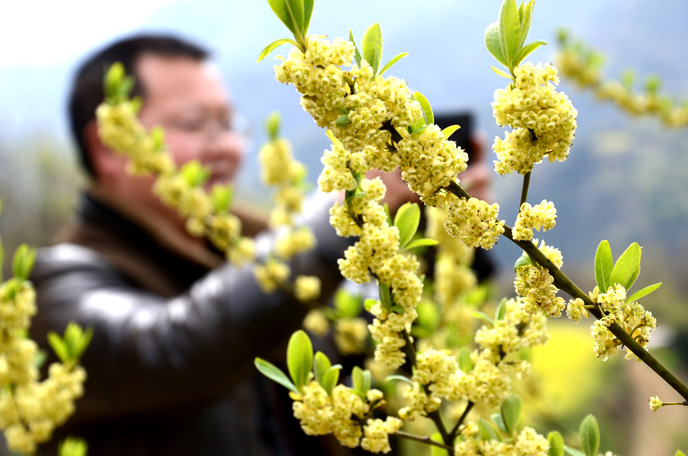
[30,193,350,455]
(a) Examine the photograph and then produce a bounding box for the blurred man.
[29,34,355,456]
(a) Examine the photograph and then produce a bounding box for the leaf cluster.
[594,241,661,302]
[484,0,546,78]
[47,322,93,366]
[259,0,314,59]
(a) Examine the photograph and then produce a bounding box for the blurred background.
[1,0,687,454]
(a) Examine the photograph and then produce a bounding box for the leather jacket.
[29,192,351,455]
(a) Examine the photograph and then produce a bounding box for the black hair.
[67,34,210,177]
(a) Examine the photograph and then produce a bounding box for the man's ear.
[83,120,128,181]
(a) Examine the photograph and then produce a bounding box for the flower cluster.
[514,241,566,317]
[556,34,688,128]
[257,132,321,301]
[492,63,578,175]
[454,425,549,455]
[589,284,657,361]
[97,100,255,265]
[444,197,505,250]
[292,381,401,453]
[0,279,86,454]
[512,200,557,241]
[275,35,481,221]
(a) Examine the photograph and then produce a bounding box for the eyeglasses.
[160,112,252,142]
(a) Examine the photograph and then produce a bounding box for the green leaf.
[416,300,440,332]
[478,417,501,441]
[379,283,392,311]
[211,184,234,214]
[548,431,565,456]
[321,365,341,396]
[474,311,495,326]
[520,0,535,48]
[59,437,88,456]
[257,38,299,62]
[255,358,300,394]
[48,332,70,364]
[378,52,408,76]
[302,0,314,35]
[610,242,641,290]
[492,413,507,433]
[579,414,600,456]
[385,374,413,385]
[404,238,439,250]
[349,30,362,67]
[265,111,281,140]
[495,298,507,320]
[104,62,125,99]
[352,366,371,400]
[413,92,434,126]
[12,244,36,281]
[458,348,474,372]
[514,252,533,271]
[676,451,686,456]
[394,202,421,249]
[492,65,514,79]
[334,288,362,318]
[180,161,211,188]
[361,23,383,75]
[364,298,377,312]
[313,351,331,385]
[627,282,662,303]
[287,330,313,392]
[485,22,508,67]
[512,40,547,67]
[430,432,450,456]
[335,114,351,126]
[267,0,302,44]
[501,393,522,434]
[595,240,613,291]
[498,0,522,70]
[563,447,586,456]
[442,125,460,139]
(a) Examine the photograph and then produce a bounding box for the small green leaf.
[563,447,586,456]
[498,0,522,70]
[458,348,474,372]
[675,451,686,456]
[211,184,234,214]
[512,40,547,67]
[59,437,88,456]
[361,23,383,75]
[334,288,362,318]
[430,432,450,456]
[12,244,36,281]
[379,283,392,311]
[321,365,341,396]
[257,38,299,62]
[404,238,439,250]
[352,366,371,400]
[514,252,533,271]
[378,52,408,76]
[394,202,421,248]
[491,65,514,79]
[548,431,565,456]
[364,298,377,312]
[48,332,70,364]
[495,298,507,320]
[595,241,613,291]
[335,114,351,126]
[265,111,281,140]
[302,0,314,35]
[104,62,125,99]
[492,413,507,433]
[180,161,211,188]
[520,0,535,48]
[485,22,508,67]
[267,0,301,42]
[610,242,641,290]
[478,417,501,441]
[287,330,313,392]
[627,282,662,303]
[385,374,413,385]
[255,357,300,394]
[349,30,362,67]
[501,393,522,434]
[442,125,460,139]
[413,92,434,126]
[474,311,495,326]
[416,300,440,332]
[314,351,331,385]
[579,414,600,456]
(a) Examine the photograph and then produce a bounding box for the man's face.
[136,53,245,187]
